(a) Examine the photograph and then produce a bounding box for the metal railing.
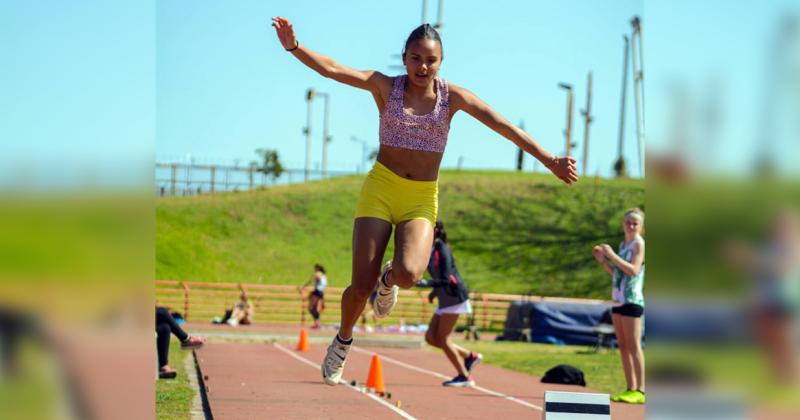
[155,163,358,197]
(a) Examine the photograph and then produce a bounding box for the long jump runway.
[195,342,644,419]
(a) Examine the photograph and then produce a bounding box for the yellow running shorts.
[354,161,438,226]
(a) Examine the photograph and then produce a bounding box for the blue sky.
[2,1,797,185]
[156,0,643,177]
[645,0,799,176]
[0,0,154,187]
[0,2,154,158]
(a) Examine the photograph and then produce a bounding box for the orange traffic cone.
[296,328,309,352]
[365,354,386,393]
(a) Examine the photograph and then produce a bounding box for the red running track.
[194,342,644,419]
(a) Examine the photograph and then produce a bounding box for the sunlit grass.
[157,171,644,298]
[423,339,627,394]
[155,339,195,420]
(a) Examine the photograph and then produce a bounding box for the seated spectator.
[156,306,205,379]
[214,292,255,327]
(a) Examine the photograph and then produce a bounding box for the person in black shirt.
[417,220,482,387]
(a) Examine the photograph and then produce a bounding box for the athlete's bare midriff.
[377,145,443,181]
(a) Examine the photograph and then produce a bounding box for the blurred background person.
[213,291,255,326]
[417,220,481,387]
[300,264,327,329]
[227,292,255,327]
[725,208,800,384]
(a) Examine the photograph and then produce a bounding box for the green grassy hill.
[156,170,644,298]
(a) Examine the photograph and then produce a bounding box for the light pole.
[350,136,368,173]
[615,36,629,178]
[316,92,331,178]
[391,0,445,71]
[304,88,315,182]
[581,72,594,177]
[421,0,444,30]
[630,16,645,178]
[434,0,444,31]
[558,83,574,157]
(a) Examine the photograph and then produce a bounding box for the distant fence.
[155,280,610,331]
[155,163,359,197]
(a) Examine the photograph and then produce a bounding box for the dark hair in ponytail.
[434,219,448,243]
[402,23,443,60]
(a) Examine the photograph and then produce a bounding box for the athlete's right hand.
[271,16,298,50]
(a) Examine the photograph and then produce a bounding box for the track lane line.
[273,343,417,420]
[351,346,543,412]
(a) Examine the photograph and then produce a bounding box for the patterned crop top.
[379,75,450,153]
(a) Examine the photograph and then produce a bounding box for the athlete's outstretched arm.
[271,16,390,95]
[449,84,578,185]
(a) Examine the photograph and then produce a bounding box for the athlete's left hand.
[271,16,298,51]
[544,156,578,185]
[600,244,614,257]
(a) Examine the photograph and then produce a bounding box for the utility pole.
[421,0,444,30]
[630,16,645,178]
[390,1,445,72]
[317,92,331,178]
[304,88,315,182]
[434,0,444,31]
[580,72,594,177]
[755,15,796,176]
[350,136,368,173]
[615,36,629,178]
[559,83,574,157]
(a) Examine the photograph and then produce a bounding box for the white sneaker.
[373,262,399,319]
[321,335,351,386]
